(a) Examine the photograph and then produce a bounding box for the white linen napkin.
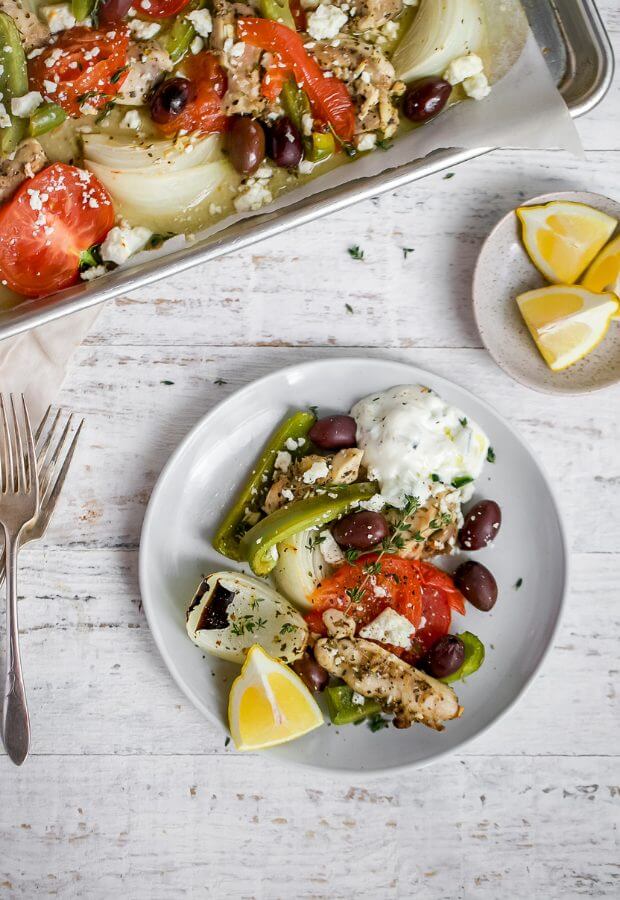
[0,307,100,421]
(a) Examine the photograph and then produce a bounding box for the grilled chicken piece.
[388,490,463,560]
[314,610,462,730]
[338,0,403,30]
[262,449,364,514]
[0,0,49,51]
[311,36,404,138]
[0,139,47,204]
[211,0,266,117]
[116,42,173,106]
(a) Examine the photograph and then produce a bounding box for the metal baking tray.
[0,0,613,341]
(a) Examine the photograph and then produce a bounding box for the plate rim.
[139,356,570,776]
[472,189,620,397]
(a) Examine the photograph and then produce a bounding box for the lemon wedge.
[228,644,323,751]
[517,285,618,371]
[582,234,620,319]
[517,201,617,285]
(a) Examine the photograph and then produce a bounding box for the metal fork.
[0,395,39,766]
[0,408,84,586]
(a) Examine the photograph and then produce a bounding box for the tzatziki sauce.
[351,385,489,508]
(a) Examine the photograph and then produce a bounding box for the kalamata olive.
[266,116,303,168]
[99,0,134,23]
[459,500,502,551]
[292,653,329,692]
[403,76,452,124]
[425,635,465,679]
[227,116,266,175]
[454,560,498,612]
[150,78,196,124]
[309,415,357,449]
[332,511,389,551]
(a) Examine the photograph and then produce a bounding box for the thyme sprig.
[344,494,420,613]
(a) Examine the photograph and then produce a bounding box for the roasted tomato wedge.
[29,26,130,116]
[156,53,228,136]
[0,163,114,298]
[307,554,424,637]
[237,18,355,142]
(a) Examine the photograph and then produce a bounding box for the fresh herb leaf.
[348,245,364,261]
[443,172,455,179]
[452,476,474,489]
[309,405,319,418]
[145,232,174,250]
[402,247,414,259]
[376,138,393,151]
[110,65,129,84]
[514,577,523,590]
[160,380,174,385]
[431,473,441,483]
[95,100,116,124]
[487,446,496,464]
[78,245,103,271]
[459,417,468,428]
[367,714,390,732]
[345,302,354,314]
[224,736,231,747]
[214,378,227,386]
[279,622,298,634]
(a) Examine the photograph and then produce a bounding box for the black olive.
[150,78,195,124]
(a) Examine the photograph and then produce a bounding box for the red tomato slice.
[307,554,424,637]
[141,0,191,18]
[403,583,452,664]
[0,163,114,298]
[157,53,227,136]
[29,27,130,116]
[237,18,355,142]
[416,561,466,616]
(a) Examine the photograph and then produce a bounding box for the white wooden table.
[3,6,620,896]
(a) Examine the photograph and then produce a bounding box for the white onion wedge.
[82,132,221,172]
[393,0,484,84]
[84,157,233,221]
[272,529,333,612]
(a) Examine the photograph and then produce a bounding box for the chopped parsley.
[487,446,496,464]
[160,380,174,385]
[345,302,354,314]
[348,245,364,261]
[514,577,523,590]
[376,138,393,151]
[452,476,474,489]
[459,417,468,428]
[367,714,390,732]
[402,247,414,259]
[214,378,227,386]
[443,172,455,180]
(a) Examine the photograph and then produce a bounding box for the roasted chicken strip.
[314,610,462,730]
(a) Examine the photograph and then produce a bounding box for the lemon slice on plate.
[517,285,619,372]
[582,234,620,319]
[517,201,617,284]
[228,644,323,751]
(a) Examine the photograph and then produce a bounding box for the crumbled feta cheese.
[463,72,491,100]
[80,265,107,282]
[230,41,245,58]
[359,494,386,513]
[274,450,292,472]
[285,437,305,451]
[298,159,314,175]
[281,488,294,502]
[0,102,11,128]
[301,112,313,136]
[356,132,376,152]
[359,608,416,649]
[443,53,484,86]
[303,460,330,484]
[350,691,366,706]
[40,3,76,33]
[186,8,213,38]
[307,4,347,41]
[234,181,272,212]
[382,20,399,40]
[208,202,222,216]
[128,18,161,39]
[27,188,45,210]
[402,0,418,5]
[43,79,57,94]
[100,223,152,265]
[190,35,204,54]
[319,530,344,564]
[10,91,43,118]
[120,109,142,130]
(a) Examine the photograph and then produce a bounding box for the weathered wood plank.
[2,754,618,899]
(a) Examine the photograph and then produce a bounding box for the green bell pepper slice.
[259,0,295,29]
[167,0,206,63]
[213,410,316,561]
[71,0,98,22]
[0,13,28,155]
[306,131,335,162]
[326,684,381,725]
[441,632,485,683]
[240,482,377,576]
[29,102,67,137]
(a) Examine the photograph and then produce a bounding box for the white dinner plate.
[139,358,568,774]
[473,191,620,395]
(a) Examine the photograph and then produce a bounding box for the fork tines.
[35,406,84,523]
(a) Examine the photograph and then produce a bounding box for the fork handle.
[2,530,29,765]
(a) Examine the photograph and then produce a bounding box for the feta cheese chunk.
[100,223,152,266]
[319,530,344,564]
[128,19,161,39]
[10,91,43,118]
[306,4,347,41]
[120,109,142,130]
[302,460,330,484]
[186,8,213,38]
[40,3,76,33]
[443,53,484,86]
[463,72,491,100]
[359,608,416,649]
[356,132,377,152]
[274,450,292,472]
[80,265,107,282]
[0,102,12,128]
[234,181,272,212]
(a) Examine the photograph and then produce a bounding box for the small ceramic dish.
[473,190,620,395]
